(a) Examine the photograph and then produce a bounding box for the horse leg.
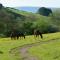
[40,34,43,39]
[11,36,13,40]
[13,36,16,40]
[17,36,19,40]
[24,35,25,39]
[20,36,22,40]
[37,35,39,40]
[20,36,21,40]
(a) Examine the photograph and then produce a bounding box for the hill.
[0,6,60,37]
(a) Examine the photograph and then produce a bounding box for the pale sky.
[0,0,60,7]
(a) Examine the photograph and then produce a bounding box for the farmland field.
[0,32,60,60]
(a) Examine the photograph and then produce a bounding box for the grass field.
[29,39,60,60]
[28,32,60,60]
[0,32,60,60]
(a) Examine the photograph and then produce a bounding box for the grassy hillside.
[0,36,37,60]
[0,6,60,36]
[6,7,60,31]
[28,32,60,60]
[29,39,60,60]
[0,32,60,60]
[7,7,60,28]
[6,7,50,19]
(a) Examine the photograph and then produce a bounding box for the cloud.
[0,0,60,7]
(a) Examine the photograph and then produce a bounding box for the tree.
[0,4,3,9]
[37,7,52,16]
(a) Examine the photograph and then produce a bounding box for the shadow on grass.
[0,51,3,54]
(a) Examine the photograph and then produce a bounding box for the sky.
[16,7,39,13]
[0,0,60,8]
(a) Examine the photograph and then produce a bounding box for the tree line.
[0,4,60,37]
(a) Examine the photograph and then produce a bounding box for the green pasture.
[28,33,60,60]
[0,32,60,60]
[29,39,60,60]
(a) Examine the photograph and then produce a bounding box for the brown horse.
[34,29,43,39]
[17,32,25,39]
[10,31,25,40]
[10,31,17,40]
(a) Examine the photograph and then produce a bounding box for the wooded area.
[0,4,60,37]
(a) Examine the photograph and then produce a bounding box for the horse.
[10,31,25,40]
[10,31,17,40]
[34,29,43,39]
[17,32,25,39]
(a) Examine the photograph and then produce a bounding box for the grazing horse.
[10,31,25,40]
[34,30,43,39]
[10,31,17,40]
[17,32,25,39]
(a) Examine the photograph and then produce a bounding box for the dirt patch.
[20,47,37,60]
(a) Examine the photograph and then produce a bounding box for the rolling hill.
[0,6,60,36]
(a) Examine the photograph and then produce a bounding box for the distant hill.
[14,7,60,13]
